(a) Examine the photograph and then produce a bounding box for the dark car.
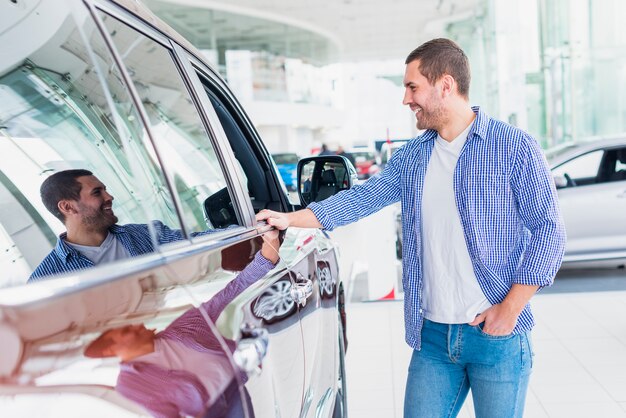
[272,153,300,191]
[0,1,349,417]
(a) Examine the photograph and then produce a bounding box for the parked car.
[548,137,626,265]
[349,147,379,179]
[394,137,626,267]
[272,153,300,191]
[0,1,349,417]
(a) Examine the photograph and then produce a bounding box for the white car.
[0,1,349,417]
[394,137,626,268]
[549,137,626,266]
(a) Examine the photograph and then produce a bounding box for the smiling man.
[257,38,566,417]
[29,169,190,282]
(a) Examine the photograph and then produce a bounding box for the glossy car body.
[272,153,300,191]
[0,1,347,417]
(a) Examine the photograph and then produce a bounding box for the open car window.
[196,76,290,214]
[96,12,243,237]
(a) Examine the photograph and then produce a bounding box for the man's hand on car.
[256,208,322,230]
[256,209,290,230]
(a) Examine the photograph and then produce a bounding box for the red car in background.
[349,147,380,179]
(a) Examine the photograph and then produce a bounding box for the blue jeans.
[404,319,533,418]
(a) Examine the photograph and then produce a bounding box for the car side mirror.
[297,155,357,206]
[204,187,237,228]
[553,174,567,189]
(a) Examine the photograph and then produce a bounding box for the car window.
[352,151,376,164]
[199,78,287,212]
[552,150,603,186]
[0,2,175,287]
[601,147,626,183]
[97,12,240,236]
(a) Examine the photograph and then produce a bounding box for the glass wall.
[449,0,626,148]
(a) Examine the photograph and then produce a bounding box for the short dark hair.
[40,169,93,223]
[405,38,471,99]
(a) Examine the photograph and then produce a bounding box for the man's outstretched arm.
[256,208,322,230]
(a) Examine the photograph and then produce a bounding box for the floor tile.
[345,291,626,417]
[542,402,626,418]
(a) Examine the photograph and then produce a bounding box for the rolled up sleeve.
[510,136,567,287]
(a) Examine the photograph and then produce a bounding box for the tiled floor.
[345,291,626,418]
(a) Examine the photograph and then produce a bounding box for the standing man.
[257,38,566,417]
[336,145,356,167]
[318,143,335,156]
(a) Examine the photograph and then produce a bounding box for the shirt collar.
[468,105,489,141]
[54,225,125,262]
[413,105,489,144]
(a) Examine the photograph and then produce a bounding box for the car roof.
[110,0,216,74]
[547,137,626,166]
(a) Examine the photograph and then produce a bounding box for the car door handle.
[618,190,626,198]
[290,277,313,307]
[234,326,269,375]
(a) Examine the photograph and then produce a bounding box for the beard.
[415,92,445,131]
[78,203,118,232]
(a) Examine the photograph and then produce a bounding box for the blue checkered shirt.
[309,107,566,350]
[28,221,189,283]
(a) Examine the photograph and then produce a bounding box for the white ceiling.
[146,0,485,63]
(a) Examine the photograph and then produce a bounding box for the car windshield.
[273,153,299,164]
[352,151,375,162]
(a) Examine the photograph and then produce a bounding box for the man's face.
[109,324,156,347]
[104,324,156,357]
[73,176,118,231]
[402,60,446,131]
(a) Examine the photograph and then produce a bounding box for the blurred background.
[141,0,626,303]
[145,0,626,155]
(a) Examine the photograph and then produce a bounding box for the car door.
[553,146,626,261]
[0,1,255,416]
[91,4,311,418]
[180,45,350,417]
[289,228,344,418]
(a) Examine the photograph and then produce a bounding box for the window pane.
[606,148,626,182]
[98,13,236,235]
[0,2,177,286]
[552,150,603,182]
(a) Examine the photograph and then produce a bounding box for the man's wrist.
[501,284,539,315]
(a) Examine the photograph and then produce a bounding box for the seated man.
[84,230,280,418]
[29,169,221,282]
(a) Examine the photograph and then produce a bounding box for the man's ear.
[58,200,76,218]
[440,74,455,98]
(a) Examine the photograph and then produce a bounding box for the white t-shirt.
[421,122,491,324]
[138,338,235,397]
[67,232,130,265]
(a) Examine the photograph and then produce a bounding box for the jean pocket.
[476,322,514,340]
